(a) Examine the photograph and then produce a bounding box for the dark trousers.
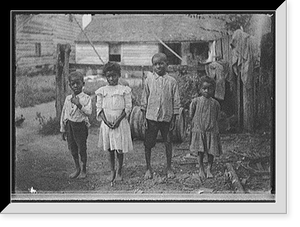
[144,119,171,150]
[66,120,88,163]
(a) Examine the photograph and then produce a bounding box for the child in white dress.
[95,62,133,183]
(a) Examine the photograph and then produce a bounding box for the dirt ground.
[14,101,272,198]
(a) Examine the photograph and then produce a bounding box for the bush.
[35,112,60,135]
[15,76,36,108]
[15,75,56,108]
[176,70,204,109]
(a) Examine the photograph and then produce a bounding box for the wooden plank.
[225,163,245,193]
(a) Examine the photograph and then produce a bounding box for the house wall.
[75,42,159,66]
[16,14,54,69]
[75,43,109,64]
[121,43,159,66]
[15,14,82,73]
[51,14,82,63]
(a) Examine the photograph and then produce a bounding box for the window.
[159,42,181,65]
[35,43,41,57]
[190,42,209,62]
[109,43,121,62]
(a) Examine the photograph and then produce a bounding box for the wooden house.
[75,14,230,66]
[15,14,83,75]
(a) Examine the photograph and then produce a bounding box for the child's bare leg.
[165,142,175,179]
[207,154,214,178]
[78,151,87,179]
[69,156,81,179]
[144,148,153,179]
[198,152,206,181]
[108,149,116,182]
[116,151,123,181]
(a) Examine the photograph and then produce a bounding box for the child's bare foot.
[167,169,175,179]
[116,169,123,181]
[69,168,81,179]
[78,170,87,179]
[206,168,214,178]
[198,170,206,182]
[144,169,153,180]
[108,170,116,182]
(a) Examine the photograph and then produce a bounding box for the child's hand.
[62,132,67,141]
[169,115,176,131]
[104,120,114,129]
[111,119,121,129]
[71,94,81,107]
[141,110,148,129]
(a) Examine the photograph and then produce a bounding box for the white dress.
[95,85,133,153]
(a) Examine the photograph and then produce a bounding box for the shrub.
[35,112,60,135]
[15,76,36,108]
[15,75,56,108]
[176,70,204,110]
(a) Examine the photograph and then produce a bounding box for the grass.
[15,75,56,108]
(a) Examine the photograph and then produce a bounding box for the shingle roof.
[77,14,227,43]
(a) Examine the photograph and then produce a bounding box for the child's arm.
[140,77,150,129]
[111,109,126,129]
[99,110,113,128]
[189,99,197,145]
[140,76,149,113]
[112,87,132,129]
[170,82,181,131]
[74,94,92,116]
[95,89,113,128]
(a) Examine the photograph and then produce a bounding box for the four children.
[60,54,222,184]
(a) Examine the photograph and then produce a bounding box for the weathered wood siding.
[15,14,82,70]
[75,43,109,64]
[16,14,54,68]
[51,14,82,63]
[121,43,159,66]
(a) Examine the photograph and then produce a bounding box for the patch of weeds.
[35,112,60,135]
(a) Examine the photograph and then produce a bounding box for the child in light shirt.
[60,71,92,179]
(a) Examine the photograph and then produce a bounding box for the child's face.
[69,76,84,95]
[105,71,120,86]
[201,82,214,98]
[152,56,167,76]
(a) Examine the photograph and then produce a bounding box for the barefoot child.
[96,62,133,184]
[60,71,92,179]
[189,76,222,181]
[141,53,181,179]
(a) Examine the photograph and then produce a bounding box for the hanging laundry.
[205,61,226,100]
[204,41,216,64]
[230,29,255,89]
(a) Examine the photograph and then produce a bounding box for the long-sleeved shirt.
[60,92,92,132]
[141,72,181,122]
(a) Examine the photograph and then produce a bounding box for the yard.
[13,74,273,200]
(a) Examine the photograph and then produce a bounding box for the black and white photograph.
[6,5,287,214]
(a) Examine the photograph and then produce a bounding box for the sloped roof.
[77,14,227,43]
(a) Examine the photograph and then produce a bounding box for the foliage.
[225,14,253,32]
[175,68,203,110]
[15,75,56,108]
[35,112,60,135]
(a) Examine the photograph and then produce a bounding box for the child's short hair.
[151,53,168,64]
[199,76,216,89]
[68,71,84,82]
[103,62,121,76]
